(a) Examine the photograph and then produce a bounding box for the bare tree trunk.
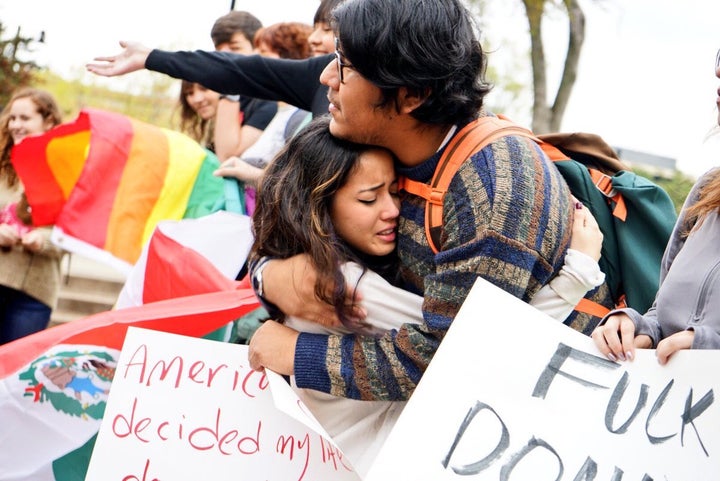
[521,0,585,133]
[522,0,551,133]
[550,0,585,132]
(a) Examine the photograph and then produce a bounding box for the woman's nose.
[382,196,400,220]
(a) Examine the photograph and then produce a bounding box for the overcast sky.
[3,0,719,177]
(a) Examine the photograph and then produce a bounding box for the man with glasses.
[88,0,575,403]
[334,37,352,82]
[250,0,574,401]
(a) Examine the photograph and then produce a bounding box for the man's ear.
[396,86,431,114]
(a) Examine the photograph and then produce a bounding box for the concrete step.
[49,308,101,326]
[49,282,124,327]
[49,254,127,328]
[61,253,127,284]
[55,286,120,314]
[59,274,126,297]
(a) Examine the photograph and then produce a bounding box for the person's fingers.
[573,208,585,228]
[213,166,235,177]
[573,203,601,231]
[656,338,679,366]
[220,157,238,168]
[214,160,245,178]
[655,331,694,365]
[0,226,20,246]
[591,323,618,362]
[590,326,619,362]
[248,320,298,374]
[247,325,261,370]
[603,316,623,356]
[591,315,634,362]
[314,303,345,327]
[618,317,637,361]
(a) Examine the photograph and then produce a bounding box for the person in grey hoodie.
[592,49,720,365]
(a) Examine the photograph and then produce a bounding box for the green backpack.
[400,116,678,332]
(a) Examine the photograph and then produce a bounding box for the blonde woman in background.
[0,87,66,344]
[177,80,220,151]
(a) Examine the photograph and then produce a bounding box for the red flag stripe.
[0,289,259,378]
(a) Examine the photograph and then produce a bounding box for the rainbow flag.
[11,108,229,272]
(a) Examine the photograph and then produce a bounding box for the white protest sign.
[366,278,720,480]
[85,327,360,481]
[264,369,341,450]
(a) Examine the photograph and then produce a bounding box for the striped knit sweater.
[293,121,574,401]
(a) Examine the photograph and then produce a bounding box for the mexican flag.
[0,214,259,481]
[116,211,253,307]
[10,108,238,273]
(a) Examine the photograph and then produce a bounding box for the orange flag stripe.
[104,117,171,263]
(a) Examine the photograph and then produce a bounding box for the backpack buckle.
[592,172,617,198]
[428,189,444,206]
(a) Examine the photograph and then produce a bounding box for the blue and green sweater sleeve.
[294,132,573,401]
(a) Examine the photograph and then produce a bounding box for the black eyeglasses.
[716,48,720,70]
[335,37,352,83]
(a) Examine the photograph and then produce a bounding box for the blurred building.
[614,146,676,178]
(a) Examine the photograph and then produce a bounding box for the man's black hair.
[332,0,492,126]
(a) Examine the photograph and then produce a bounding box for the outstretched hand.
[86,41,151,77]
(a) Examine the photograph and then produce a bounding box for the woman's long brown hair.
[177,80,214,150]
[0,88,62,187]
[251,116,386,324]
[683,168,720,234]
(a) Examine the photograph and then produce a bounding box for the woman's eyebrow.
[358,182,385,193]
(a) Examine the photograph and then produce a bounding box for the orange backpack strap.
[587,168,628,221]
[572,292,628,319]
[399,116,624,320]
[399,116,534,253]
[538,136,628,222]
[573,298,611,319]
[537,141,571,162]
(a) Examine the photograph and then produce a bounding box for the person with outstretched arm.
[86,0,345,118]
